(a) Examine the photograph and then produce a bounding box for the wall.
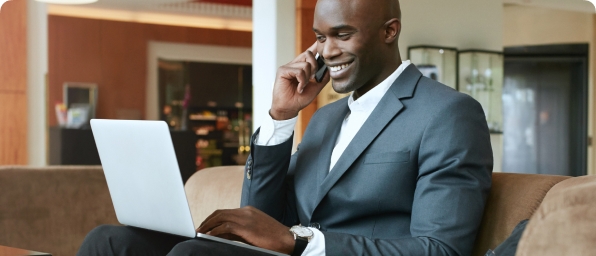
[400,0,503,52]
[503,4,593,46]
[397,0,505,171]
[48,16,252,127]
[0,0,28,165]
[503,4,595,175]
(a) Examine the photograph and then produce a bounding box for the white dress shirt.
[256,60,411,256]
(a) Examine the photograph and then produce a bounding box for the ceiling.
[192,0,252,7]
[79,0,253,19]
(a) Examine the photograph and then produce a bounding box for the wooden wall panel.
[186,27,252,47]
[48,16,252,126]
[99,20,146,120]
[0,0,27,93]
[145,24,188,43]
[0,94,28,165]
[0,0,28,165]
[297,0,317,9]
[296,2,318,137]
[48,16,102,126]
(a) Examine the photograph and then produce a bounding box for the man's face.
[313,0,387,94]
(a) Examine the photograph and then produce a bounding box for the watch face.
[291,226,313,238]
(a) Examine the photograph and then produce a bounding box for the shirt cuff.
[301,228,325,256]
[255,112,297,146]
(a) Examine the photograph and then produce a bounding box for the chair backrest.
[185,167,573,255]
[184,166,245,228]
[471,172,570,256]
[0,166,118,256]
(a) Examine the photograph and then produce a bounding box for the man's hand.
[197,206,296,254]
[270,42,330,120]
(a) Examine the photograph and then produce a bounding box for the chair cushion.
[516,175,596,256]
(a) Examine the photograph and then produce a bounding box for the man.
[78,0,492,255]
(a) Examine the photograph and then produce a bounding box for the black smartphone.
[315,53,328,83]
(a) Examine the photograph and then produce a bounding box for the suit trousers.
[77,225,275,256]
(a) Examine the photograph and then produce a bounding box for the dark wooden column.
[296,0,318,140]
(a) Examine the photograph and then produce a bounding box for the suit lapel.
[301,100,349,218]
[312,65,422,212]
[316,101,350,185]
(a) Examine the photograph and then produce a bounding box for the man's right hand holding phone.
[270,42,330,121]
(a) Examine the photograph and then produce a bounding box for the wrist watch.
[289,225,313,256]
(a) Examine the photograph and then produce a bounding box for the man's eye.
[337,33,351,39]
[316,36,326,42]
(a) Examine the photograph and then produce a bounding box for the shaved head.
[316,0,401,30]
[313,0,403,98]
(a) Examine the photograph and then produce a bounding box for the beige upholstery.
[472,172,570,256]
[184,166,245,229]
[0,166,118,256]
[516,175,596,256]
[0,165,588,256]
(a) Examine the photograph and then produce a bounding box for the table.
[0,245,51,256]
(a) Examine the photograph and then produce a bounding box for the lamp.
[36,0,97,4]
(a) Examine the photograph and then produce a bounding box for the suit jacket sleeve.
[240,128,299,227]
[323,95,493,256]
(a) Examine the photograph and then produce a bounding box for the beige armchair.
[1,165,594,256]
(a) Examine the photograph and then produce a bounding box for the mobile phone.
[314,53,328,83]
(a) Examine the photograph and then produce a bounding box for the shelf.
[189,115,217,121]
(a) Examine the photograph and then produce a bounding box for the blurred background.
[0,0,594,180]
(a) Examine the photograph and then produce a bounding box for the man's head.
[313,0,402,97]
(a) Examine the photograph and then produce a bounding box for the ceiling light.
[35,0,97,4]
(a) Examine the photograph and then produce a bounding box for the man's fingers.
[279,65,309,94]
[290,42,319,65]
[304,50,318,77]
[302,75,328,96]
[199,209,223,229]
[307,41,317,53]
[206,222,244,239]
[198,209,247,233]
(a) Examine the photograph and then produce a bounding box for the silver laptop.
[91,119,286,256]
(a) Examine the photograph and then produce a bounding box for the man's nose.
[320,39,342,60]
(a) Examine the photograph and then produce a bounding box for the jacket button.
[246,169,252,180]
[247,159,253,166]
[309,223,321,230]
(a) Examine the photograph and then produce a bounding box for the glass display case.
[458,50,504,133]
[408,45,458,89]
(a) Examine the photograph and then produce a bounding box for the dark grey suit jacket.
[241,65,493,256]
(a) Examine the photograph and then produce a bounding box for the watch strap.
[291,236,308,256]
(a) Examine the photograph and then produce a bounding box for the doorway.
[158,59,253,170]
[502,44,588,176]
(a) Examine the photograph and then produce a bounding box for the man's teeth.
[330,63,350,72]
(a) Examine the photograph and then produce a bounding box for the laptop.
[91,119,286,256]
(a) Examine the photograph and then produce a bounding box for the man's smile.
[328,61,354,79]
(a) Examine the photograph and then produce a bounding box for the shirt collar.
[347,60,411,112]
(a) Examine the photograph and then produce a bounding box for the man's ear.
[384,18,401,44]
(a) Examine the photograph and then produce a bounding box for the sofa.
[0,165,594,256]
